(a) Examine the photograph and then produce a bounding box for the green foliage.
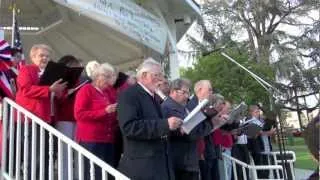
[181,49,275,108]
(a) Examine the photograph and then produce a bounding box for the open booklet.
[236,122,262,138]
[39,61,84,89]
[181,99,209,134]
[212,102,248,131]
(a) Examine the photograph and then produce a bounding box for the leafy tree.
[181,48,275,107]
[183,0,320,128]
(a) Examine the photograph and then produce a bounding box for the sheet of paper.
[181,99,209,134]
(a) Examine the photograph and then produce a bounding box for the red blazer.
[15,65,52,123]
[74,84,117,143]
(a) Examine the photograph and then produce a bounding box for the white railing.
[261,151,296,180]
[1,97,130,180]
[222,152,284,180]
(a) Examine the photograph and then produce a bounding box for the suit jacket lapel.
[136,84,163,118]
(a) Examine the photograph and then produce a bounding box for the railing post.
[15,111,22,179]
[78,153,84,180]
[39,126,45,180]
[68,145,74,180]
[232,161,238,180]
[48,133,54,180]
[102,170,108,180]
[90,161,95,180]
[58,138,64,180]
[8,106,15,178]
[23,115,29,180]
[242,166,247,180]
[251,167,258,180]
[31,121,37,180]
[1,100,9,180]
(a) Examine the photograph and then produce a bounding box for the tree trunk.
[257,34,272,63]
[294,88,303,130]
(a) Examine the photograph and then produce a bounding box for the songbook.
[213,102,248,131]
[181,99,209,134]
[39,61,84,89]
[237,122,262,138]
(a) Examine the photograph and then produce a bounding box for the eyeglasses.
[148,72,164,79]
[176,89,190,95]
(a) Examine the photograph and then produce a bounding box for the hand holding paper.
[181,99,209,134]
[168,117,183,130]
[50,79,67,96]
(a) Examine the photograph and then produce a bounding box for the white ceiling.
[0,0,199,70]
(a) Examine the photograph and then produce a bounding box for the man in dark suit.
[117,58,183,180]
[186,80,221,180]
[161,78,214,180]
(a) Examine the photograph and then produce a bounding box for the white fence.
[222,151,296,180]
[1,97,130,180]
[261,151,296,180]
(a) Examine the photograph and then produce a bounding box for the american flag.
[0,39,16,99]
[12,12,25,70]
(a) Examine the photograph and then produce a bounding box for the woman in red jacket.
[74,62,117,180]
[16,44,67,123]
[15,44,67,180]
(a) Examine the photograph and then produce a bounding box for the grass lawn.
[272,137,318,170]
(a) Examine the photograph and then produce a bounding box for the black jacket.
[117,84,174,180]
[186,96,219,160]
[162,97,213,172]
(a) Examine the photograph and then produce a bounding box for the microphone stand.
[221,52,289,179]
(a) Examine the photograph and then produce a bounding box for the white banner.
[54,0,167,54]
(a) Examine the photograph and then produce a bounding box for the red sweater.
[74,84,117,143]
[15,65,52,123]
[212,129,233,148]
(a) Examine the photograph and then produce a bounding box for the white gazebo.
[0,0,200,79]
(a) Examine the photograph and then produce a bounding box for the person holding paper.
[247,105,276,179]
[16,44,67,123]
[212,101,234,180]
[74,62,118,180]
[186,80,224,180]
[15,44,67,180]
[54,55,83,180]
[117,58,183,180]
[161,78,213,180]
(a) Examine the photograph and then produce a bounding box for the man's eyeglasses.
[176,89,190,95]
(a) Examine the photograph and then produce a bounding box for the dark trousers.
[6,124,49,180]
[175,169,199,180]
[80,142,114,180]
[199,159,219,180]
[113,128,123,168]
[231,144,250,180]
[252,153,269,178]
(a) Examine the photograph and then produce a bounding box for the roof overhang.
[0,0,200,70]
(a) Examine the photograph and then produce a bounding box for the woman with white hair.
[74,62,117,180]
[85,60,100,80]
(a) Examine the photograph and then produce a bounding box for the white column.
[148,1,180,79]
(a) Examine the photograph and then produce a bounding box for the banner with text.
[54,0,167,54]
